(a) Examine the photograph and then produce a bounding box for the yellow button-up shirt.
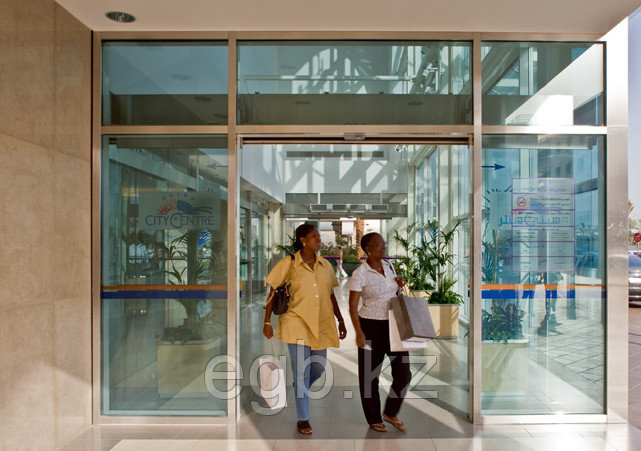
[265,251,340,350]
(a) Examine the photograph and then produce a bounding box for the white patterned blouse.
[349,259,399,320]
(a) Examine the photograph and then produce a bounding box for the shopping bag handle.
[268,337,277,356]
[385,260,411,297]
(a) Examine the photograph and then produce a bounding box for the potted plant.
[393,220,463,337]
[337,242,360,276]
[155,229,222,397]
[274,233,296,257]
[481,301,529,394]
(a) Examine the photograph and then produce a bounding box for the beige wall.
[0,0,92,449]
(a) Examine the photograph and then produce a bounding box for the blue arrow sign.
[482,163,505,170]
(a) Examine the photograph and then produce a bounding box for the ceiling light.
[106,11,136,23]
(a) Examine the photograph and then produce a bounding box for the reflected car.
[629,255,641,303]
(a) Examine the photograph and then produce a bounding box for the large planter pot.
[157,337,220,398]
[481,339,529,394]
[409,290,459,338]
[427,304,459,338]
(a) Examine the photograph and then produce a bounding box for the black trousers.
[358,317,412,425]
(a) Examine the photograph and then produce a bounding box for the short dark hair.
[293,223,317,253]
[360,232,381,254]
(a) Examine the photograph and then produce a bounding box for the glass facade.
[481,135,605,414]
[238,41,472,124]
[102,42,228,125]
[101,135,228,415]
[482,42,604,126]
[97,36,611,422]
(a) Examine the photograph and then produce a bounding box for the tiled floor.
[60,422,641,450]
[60,288,641,450]
[629,305,641,430]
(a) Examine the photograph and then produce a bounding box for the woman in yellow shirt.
[263,223,347,435]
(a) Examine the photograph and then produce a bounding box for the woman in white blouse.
[348,232,410,432]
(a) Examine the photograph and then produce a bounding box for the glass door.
[236,141,472,422]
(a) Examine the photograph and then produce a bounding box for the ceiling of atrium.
[56,0,639,34]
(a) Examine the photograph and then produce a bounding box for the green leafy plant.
[482,302,525,343]
[393,222,433,291]
[342,244,360,262]
[481,185,512,283]
[157,230,216,345]
[320,241,338,256]
[393,220,463,304]
[481,230,512,284]
[274,233,296,256]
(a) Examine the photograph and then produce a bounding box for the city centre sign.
[138,191,220,231]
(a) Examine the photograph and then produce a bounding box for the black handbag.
[269,256,294,315]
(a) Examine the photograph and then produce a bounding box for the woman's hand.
[263,322,273,339]
[355,330,366,348]
[338,321,347,340]
[394,276,407,288]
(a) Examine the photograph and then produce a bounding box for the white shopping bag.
[259,350,287,409]
[389,310,429,352]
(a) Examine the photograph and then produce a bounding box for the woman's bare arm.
[349,290,366,347]
[263,286,275,338]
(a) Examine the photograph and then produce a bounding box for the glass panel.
[238,143,470,419]
[102,42,228,125]
[239,193,271,310]
[238,41,472,125]
[481,135,605,415]
[101,135,229,415]
[414,145,471,336]
[482,42,604,126]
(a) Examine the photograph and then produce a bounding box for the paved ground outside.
[629,305,641,429]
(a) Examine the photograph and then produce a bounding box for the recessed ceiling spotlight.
[106,11,136,23]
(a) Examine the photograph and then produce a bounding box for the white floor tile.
[355,438,436,451]
[512,436,616,451]
[273,438,355,451]
[192,439,276,451]
[432,437,520,451]
[523,424,582,437]
[110,439,198,451]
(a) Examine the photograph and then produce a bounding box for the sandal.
[369,422,387,432]
[297,420,312,435]
[382,413,406,431]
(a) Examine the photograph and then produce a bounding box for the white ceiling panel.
[56,0,641,34]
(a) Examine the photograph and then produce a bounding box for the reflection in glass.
[239,195,271,310]
[482,42,604,126]
[481,135,605,415]
[101,135,228,415]
[102,42,228,125]
[238,41,472,125]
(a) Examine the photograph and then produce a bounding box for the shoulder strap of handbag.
[385,259,407,296]
[385,259,396,276]
[265,255,295,309]
[283,254,295,284]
